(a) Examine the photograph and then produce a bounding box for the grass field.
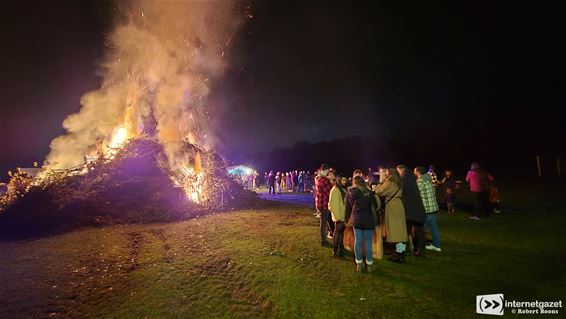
[1,180,565,318]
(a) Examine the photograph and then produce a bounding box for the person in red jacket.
[465,162,494,220]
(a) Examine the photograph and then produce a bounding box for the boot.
[366,263,375,273]
[387,251,406,263]
[355,262,364,272]
[332,250,345,259]
[321,241,331,247]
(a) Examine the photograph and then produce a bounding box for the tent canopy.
[226,165,256,176]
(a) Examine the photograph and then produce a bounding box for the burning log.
[0,139,257,239]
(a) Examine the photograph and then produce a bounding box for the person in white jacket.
[329,175,348,257]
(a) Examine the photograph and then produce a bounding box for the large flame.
[109,126,128,149]
[39,1,243,202]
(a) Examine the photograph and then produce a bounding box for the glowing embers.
[173,165,204,203]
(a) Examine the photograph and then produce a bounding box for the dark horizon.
[1,0,565,180]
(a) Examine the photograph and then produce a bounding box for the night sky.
[1,1,565,178]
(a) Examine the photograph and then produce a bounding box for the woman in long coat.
[375,167,408,263]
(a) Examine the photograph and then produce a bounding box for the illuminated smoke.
[44,0,242,172]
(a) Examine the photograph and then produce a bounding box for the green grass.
[1,186,565,318]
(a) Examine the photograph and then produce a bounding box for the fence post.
[536,155,542,178]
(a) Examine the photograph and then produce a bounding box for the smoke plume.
[45,0,242,171]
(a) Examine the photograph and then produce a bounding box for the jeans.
[277,182,282,194]
[425,212,441,248]
[333,221,345,254]
[353,228,374,264]
[320,209,331,243]
[268,184,275,195]
[298,182,304,192]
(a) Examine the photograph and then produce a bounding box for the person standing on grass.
[329,175,348,257]
[281,172,287,192]
[345,176,378,272]
[441,170,456,215]
[375,167,408,263]
[267,171,276,195]
[305,171,312,193]
[415,166,442,252]
[298,171,304,192]
[276,172,282,194]
[290,170,295,191]
[465,162,494,220]
[327,170,337,238]
[397,165,427,257]
[315,164,333,246]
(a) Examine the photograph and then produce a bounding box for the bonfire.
[0,137,257,238]
[0,1,257,238]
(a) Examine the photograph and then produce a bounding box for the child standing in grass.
[441,170,456,215]
[490,186,501,214]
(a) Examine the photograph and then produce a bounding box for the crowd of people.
[264,170,314,195]
[313,162,498,273]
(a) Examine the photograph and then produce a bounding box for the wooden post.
[536,156,542,178]
[557,157,561,176]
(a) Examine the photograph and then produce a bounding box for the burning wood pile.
[0,139,257,238]
[0,1,256,238]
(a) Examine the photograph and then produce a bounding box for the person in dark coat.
[345,176,378,272]
[397,165,427,257]
[267,171,276,195]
